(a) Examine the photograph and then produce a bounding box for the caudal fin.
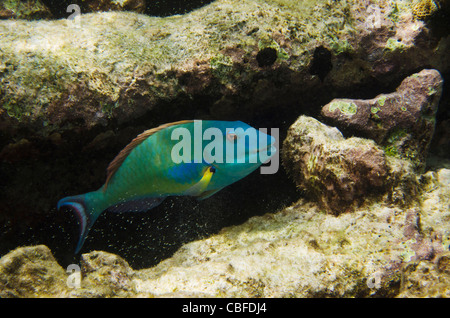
[57,193,102,254]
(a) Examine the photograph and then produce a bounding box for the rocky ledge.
[0,0,449,137]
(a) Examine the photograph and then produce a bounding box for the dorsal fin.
[103,120,193,190]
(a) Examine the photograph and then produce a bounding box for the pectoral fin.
[184,166,216,197]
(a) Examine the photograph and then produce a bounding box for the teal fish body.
[58,120,276,253]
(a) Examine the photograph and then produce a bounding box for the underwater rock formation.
[0,166,448,297]
[0,1,448,236]
[0,0,53,20]
[134,170,449,297]
[281,115,418,213]
[0,0,449,138]
[73,250,136,297]
[0,0,449,298]
[398,252,450,297]
[0,245,67,297]
[321,69,443,172]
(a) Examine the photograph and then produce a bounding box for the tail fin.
[57,193,102,254]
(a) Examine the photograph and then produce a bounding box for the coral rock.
[282,116,422,213]
[0,245,68,297]
[77,250,135,297]
[398,254,450,297]
[282,116,390,214]
[412,0,441,19]
[1,1,448,138]
[321,69,443,172]
[134,168,449,297]
[0,0,52,20]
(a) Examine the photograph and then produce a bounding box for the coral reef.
[279,70,445,213]
[281,115,419,213]
[0,165,448,297]
[321,69,443,172]
[0,245,138,297]
[0,0,449,298]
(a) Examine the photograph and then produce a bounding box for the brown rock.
[398,254,450,298]
[282,115,389,214]
[0,9,16,19]
[0,245,68,297]
[78,250,135,296]
[321,69,443,172]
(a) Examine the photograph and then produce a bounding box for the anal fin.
[106,197,166,213]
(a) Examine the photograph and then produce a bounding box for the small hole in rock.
[309,46,332,81]
[256,47,278,67]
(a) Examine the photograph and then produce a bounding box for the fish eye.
[226,132,238,142]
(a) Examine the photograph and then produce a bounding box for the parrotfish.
[58,120,276,253]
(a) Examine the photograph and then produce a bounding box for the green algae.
[328,100,358,115]
[210,53,234,80]
[100,101,120,118]
[384,128,408,157]
[330,39,354,55]
[383,128,421,169]
[371,106,381,114]
[387,1,401,23]
[384,37,407,53]
[371,106,381,120]
[427,86,437,96]
[377,96,387,107]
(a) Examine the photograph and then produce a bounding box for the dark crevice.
[256,47,278,67]
[40,0,216,19]
[145,0,216,17]
[309,46,333,82]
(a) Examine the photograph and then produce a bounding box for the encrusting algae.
[412,0,444,18]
